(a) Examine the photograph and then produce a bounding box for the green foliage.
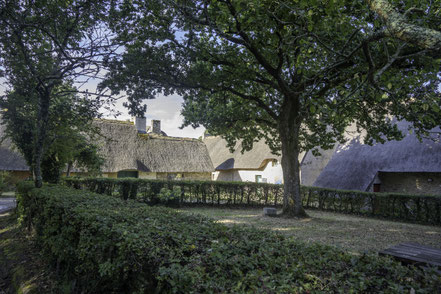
[0,83,103,184]
[64,177,441,225]
[0,171,17,193]
[41,152,65,184]
[0,0,113,187]
[16,183,441,293]
[0,171,9,193]
[158,186,181,207]
[73,143,105,177]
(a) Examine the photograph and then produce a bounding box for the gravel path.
[0,198,16,214]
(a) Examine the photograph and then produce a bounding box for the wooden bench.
[379,243,441,270]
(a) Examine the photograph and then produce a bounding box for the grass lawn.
[180,206,441,254]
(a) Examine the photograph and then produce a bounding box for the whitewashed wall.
[212,160,284,184]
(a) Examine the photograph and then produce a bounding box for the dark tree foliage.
[103,0,440,216]
[0,84,104,184]
[0,0,116,187]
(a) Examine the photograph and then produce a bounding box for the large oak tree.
[104,0,440,216]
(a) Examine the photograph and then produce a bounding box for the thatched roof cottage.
[0,117,214,180]
[96,118,214,180]
[301,121,441,195]
[204,136,305,184]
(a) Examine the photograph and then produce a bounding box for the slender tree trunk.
[66,161,72,177]
[279,96,308,218]
[33,88,51,188]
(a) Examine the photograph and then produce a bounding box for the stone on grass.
[263,207,277,217]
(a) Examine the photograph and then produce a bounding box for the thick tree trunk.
[278,96,308,218]
[33,89,51,188]
[279,126,307,217]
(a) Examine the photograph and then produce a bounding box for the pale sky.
[104,94,205,139]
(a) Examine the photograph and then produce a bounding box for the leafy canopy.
[105,0,440,155]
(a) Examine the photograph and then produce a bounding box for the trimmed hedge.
[64,177,441,225]
[17,182,441,293]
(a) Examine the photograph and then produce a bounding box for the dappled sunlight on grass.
[225,214,258,219]
[425,231,440,235]
[272,227,299,232]
[216,219,244,225]
[180,207,441,253]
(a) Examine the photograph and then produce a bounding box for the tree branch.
[367,0,441,56]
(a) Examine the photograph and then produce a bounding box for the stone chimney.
[135,117,147,133]
[152,120,161,134]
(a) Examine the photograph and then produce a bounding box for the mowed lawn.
[180,207,441,254]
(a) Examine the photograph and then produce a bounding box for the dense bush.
[64,177,441,225]
[0,171,13,194]
[0,174,6,194]
[17,182,441,293]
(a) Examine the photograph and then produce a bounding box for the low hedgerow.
[17,182,441,293]
[64,177,441,225]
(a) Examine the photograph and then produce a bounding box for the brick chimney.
[151,120,161,134]
[135,117,147,133]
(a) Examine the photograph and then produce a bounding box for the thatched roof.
[312,121,441,191]
[0,118,213,173]
[95,120,214,173]
[0,122,29,171]
[300,146,337,186]
[203,136,283,171]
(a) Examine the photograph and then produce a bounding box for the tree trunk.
[279,127,307,217]
[278,96,308,218]
[33,88,51,188]
[66,161,72,177]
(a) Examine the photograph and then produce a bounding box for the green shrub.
[64,177,441,225]
[158,186,181,206]
[0,171,12,194]
[17,183,441,293]
[0,176,5,195]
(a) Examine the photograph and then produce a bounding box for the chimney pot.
[152,120,161,134]
[135,117,147,133]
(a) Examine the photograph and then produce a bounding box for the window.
[255,175,262,183]
[117,170,139,178]
[373,184,381,192]
[167,173,177,180]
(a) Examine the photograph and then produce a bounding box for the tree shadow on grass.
[0,212,57,293]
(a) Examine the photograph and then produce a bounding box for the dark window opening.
[373,183,381,192]
[117,170,139,178]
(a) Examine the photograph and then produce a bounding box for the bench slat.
[379,243,441,268]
